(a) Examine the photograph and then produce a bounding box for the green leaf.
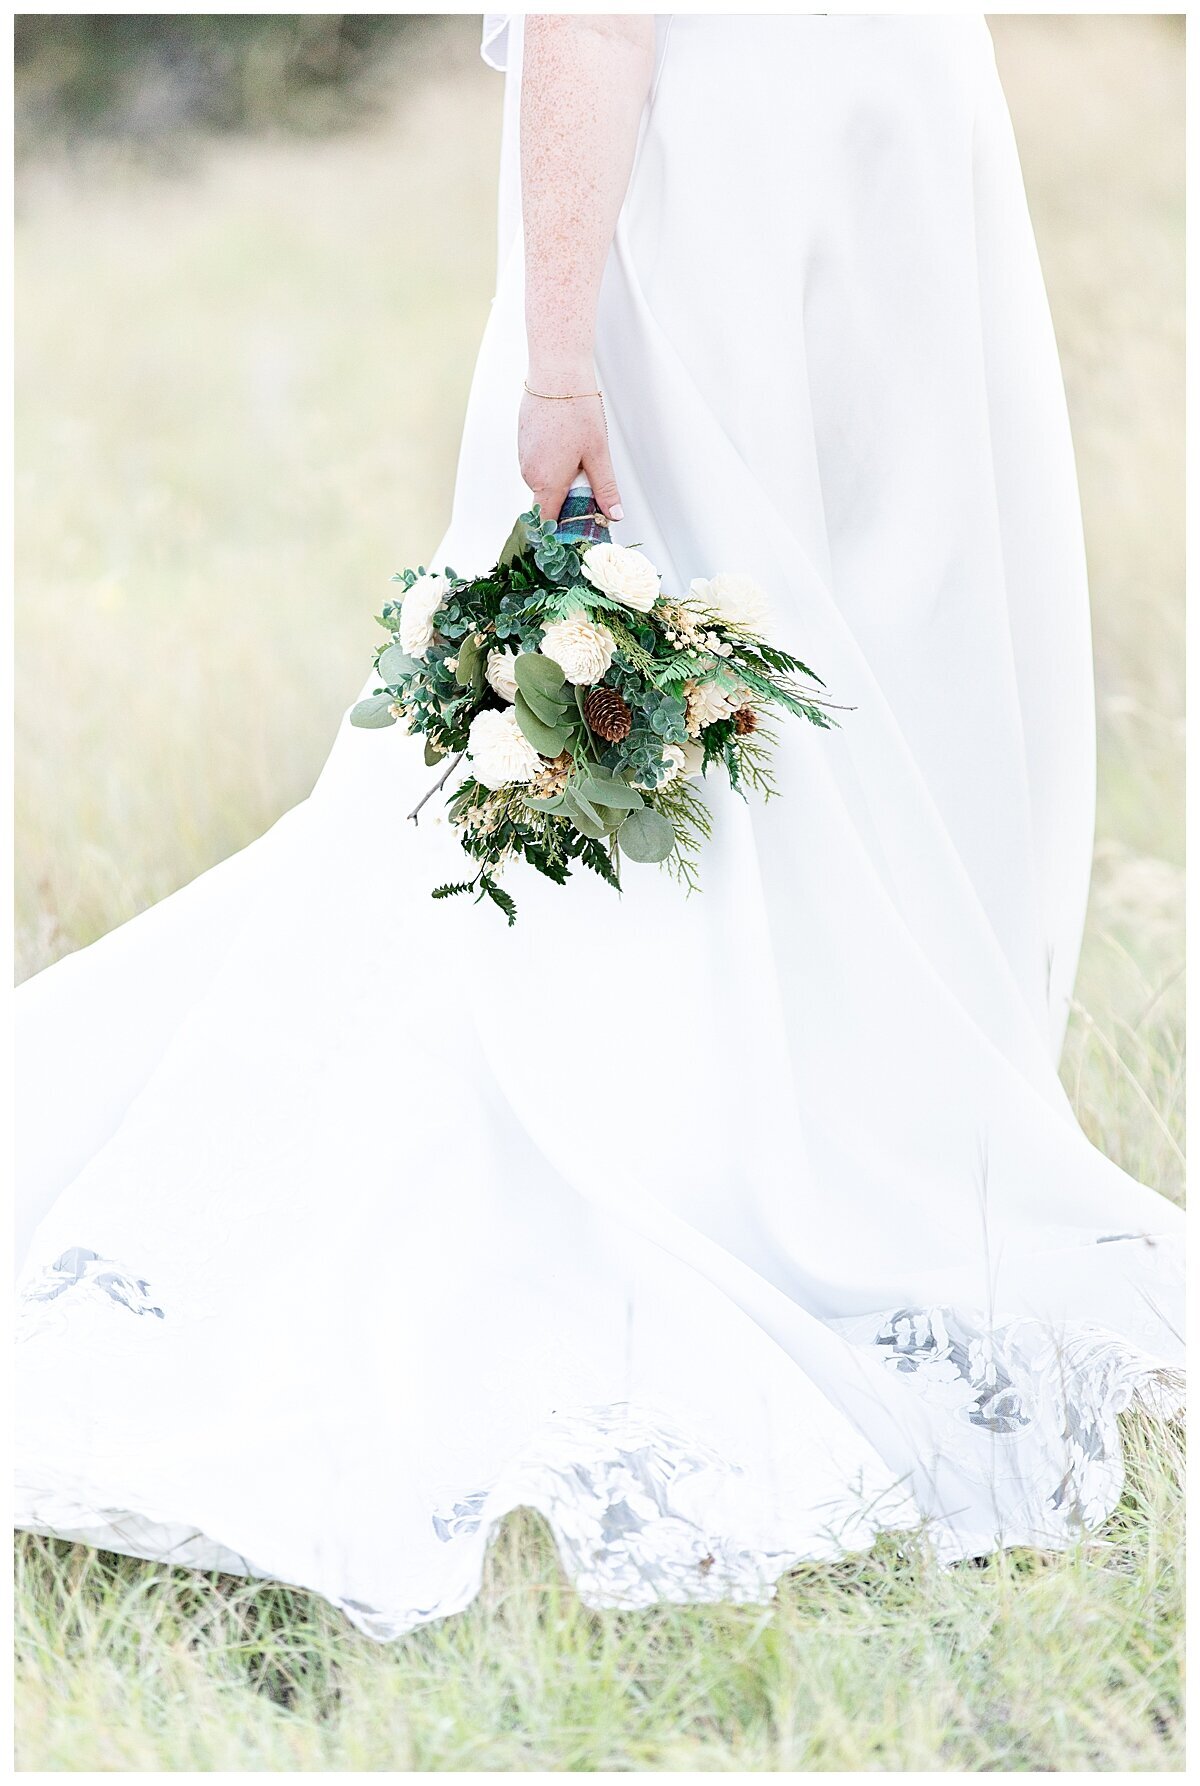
[567,786,604,828]
[478,878,514,921]
[560,790,611,841]
[618,806,676,863]
[480,876,518,925]
[514,694,570,758]
[533,535,571,581]
[514,652,569,705]
[498,515,537,568]
[523,793,566,814]
[455,632,483,688]
[519,680,574,727]
[349,694,397,729]
[377,643,419,684]
[573,775,644,813]
[424,739,445,767]
[577,834,622,890]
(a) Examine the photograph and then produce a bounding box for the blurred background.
[14,14,1184,1188]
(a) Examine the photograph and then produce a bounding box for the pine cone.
[734,706,758,736]
[584,685,633,743]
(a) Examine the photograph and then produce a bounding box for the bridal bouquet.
[351,485,838,922]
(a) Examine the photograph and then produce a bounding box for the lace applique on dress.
[874,1307,1030,1433]
[20,1247,165,1320]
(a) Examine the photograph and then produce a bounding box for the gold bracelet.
[523,381,603,401]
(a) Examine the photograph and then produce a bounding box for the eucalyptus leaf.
[560,791,610,841]
[349,694,397,729]
[519,681,574,727]
[570,788,606,830]
[574,776,644,813]
[514,652,569,704]
[523,793,566,814]
[617,806,676,863]
[455,632,483,688]
[514,694,570,758]
[424,740,445,767]
[534,536,570,580]
[377,643,419,684]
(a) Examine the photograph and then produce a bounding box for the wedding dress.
[15,15,1183,1640]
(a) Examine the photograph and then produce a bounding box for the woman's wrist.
[524,355,597,397]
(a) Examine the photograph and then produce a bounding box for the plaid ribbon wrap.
[554,479,611,547]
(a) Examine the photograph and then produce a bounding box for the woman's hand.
[518,386,622,525]
[519,15,654,524]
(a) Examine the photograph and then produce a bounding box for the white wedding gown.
[15,15,1184,1640]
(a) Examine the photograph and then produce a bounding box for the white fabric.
[15,14,1183,1640]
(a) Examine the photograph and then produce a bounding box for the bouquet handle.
[553,475,611,547]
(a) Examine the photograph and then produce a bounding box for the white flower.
[399,572,450,658]
[467,707,543,791]
[686,572,771,635]
[538,615,615,686]
[581,542,661,613]
[684,676,738,736]
[679,739,706,778]
[485,647,519,704]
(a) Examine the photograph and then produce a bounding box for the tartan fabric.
[554,481,611,547]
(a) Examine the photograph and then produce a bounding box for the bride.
[15,15,1184,1640]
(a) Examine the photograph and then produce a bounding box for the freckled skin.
[518,14,655,523]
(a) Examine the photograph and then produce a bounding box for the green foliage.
[515,681,569,728]
[514,694,572,759]
[617,804,676,863]
[514,651,568,703]
[348,693,396,728]
[573,770,643,814]
[453,631,484,692]
[377,642,418,685]
[655,777,716,893]
[350,505,838,918]
[14,13,416,156]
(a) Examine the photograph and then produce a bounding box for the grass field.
[14,15,1184,1771]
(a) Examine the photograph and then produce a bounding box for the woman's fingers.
[581,443,623,523]
[530,476,574,524]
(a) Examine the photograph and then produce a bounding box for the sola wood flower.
[467,707,542,790]
[538,615,615,686]
[686,572,771,633]
[399,572,450,658]
[581,541,662,613]
[485,647,519,703]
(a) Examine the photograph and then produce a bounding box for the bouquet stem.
[408,751,466,824]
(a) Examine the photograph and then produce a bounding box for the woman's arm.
[518,13,655,523]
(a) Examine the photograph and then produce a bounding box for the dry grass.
[14,15,1184,1771]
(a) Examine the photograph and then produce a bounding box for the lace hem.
[15,1305,1183,1645]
